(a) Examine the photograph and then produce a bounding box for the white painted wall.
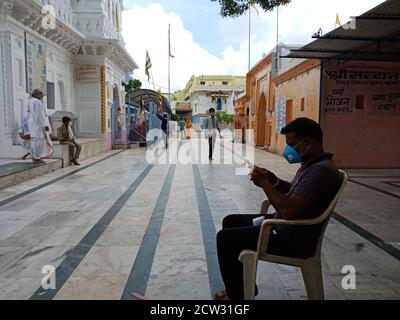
[0,18,76,158]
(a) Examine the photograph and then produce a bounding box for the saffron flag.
[140,98,145,119]
[158,92,163,114]
[145,50,152,81]
[336,13,342,27]
[169,24,175,58]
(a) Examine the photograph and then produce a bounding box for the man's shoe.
[72,159,81,166]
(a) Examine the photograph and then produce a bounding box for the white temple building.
[0,0,138,158]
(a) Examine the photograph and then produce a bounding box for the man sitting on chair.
[215,118,343,300]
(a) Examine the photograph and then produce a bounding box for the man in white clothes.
[18,115,31,160]
[26,89,54,163]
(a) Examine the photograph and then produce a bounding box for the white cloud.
[122,3,241,92]
[122,0,386,92]
[216,0,386,66]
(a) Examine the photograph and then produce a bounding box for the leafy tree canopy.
[211,0,291,17]
[217,112,234,124]
[125,79,142,92]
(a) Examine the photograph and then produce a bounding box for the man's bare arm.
[251,171,311,220]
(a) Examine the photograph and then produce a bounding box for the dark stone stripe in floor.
[0,151,125,208]
[192,164,224,297]
[121,165,176,300]
[332,212,400,261]
[29,162,154,300]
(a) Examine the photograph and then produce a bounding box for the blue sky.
[122,0,386,91]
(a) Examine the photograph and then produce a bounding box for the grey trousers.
[61,141,82,160]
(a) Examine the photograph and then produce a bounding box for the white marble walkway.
[0,136,399,300]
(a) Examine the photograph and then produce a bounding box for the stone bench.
[52,138,108,168]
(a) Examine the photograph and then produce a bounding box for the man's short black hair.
[62,116,71,124]
[281,118,323,145]
[209,108,215,113]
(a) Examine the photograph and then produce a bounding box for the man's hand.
[250,170,269,189]
[252,166,278,185]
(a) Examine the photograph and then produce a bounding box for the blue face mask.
[283,140,305,164]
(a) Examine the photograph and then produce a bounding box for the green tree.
[125,79,142,92]
[211,0,291,17]
[223,113,234,124]
[216,112,234,124]
[171,113,180,121]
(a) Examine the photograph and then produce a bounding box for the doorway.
[256,93,267,147]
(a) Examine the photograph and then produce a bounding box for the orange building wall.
[234,95,247,131]
[247,55,273,146]
[269,63,321,155]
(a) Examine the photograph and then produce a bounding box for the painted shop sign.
[324,89,353,114]
[370,90,400,114]
[324,69,400,86]
[210,92,230,97]
[76,66,100,82]
[323,67,400,115]
[175,101,192,111]
[25,33,47,94]
[275,96,286,132]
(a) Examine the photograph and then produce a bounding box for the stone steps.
[0,159,63,190]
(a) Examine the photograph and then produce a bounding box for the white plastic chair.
[239,170,347,300]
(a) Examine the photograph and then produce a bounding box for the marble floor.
[0,135,399,300]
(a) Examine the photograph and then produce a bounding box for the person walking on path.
[156,112,169,149]
[203,108,221,161]
[186,119,192,140]
[26,89,54,163]
[57,116,82,166]
[178,118,186,139]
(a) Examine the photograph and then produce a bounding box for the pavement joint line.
[382,181,400,189]
[192,164,225,297]
[332,212,400,261]
[121,164,176,300]
[29,161,155,300]
[348,178,400,200]
[219,141,400,261]
[0,150,126,208]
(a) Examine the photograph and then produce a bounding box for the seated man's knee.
[217,229,228,247]
[222,215,236,229]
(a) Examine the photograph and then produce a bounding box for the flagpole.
[248,6,251,71]
[275,6,279,73]
[168,24,171,104]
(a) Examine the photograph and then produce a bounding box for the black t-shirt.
[273,153,343,258]
[156,114,168,133]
